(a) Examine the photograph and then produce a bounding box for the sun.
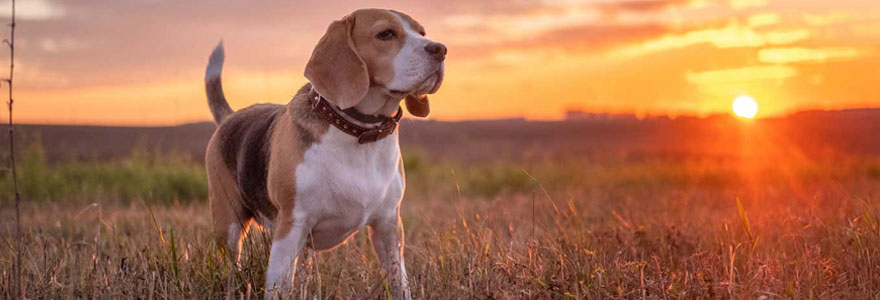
[732,95,758,119]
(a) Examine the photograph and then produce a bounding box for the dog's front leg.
[265,216,309,299]
[370,215,411,300]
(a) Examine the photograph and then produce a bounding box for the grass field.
[2,120,880,299]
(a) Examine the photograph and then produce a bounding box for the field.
[2,111,880,299]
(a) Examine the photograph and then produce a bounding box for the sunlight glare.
[732,95,759,119]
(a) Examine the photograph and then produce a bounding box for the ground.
[1,113,879,299]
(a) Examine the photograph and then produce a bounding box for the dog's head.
[305,9,445,118]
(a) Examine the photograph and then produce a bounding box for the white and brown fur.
[203,8,445,299]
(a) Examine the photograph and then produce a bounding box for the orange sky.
[4,0,880,125]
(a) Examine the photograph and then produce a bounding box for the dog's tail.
[205,41,233,124]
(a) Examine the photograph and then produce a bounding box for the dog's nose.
[424,42,447,62]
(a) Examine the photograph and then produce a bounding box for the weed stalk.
[4,0,21,298]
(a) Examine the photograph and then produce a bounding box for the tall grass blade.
[736,197,753,241]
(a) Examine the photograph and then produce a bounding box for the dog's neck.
[351,86,403,117]
[289,84,404,143]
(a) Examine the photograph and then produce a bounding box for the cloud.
[5,0,738,89]
[764,29,810,45]
[7,0,880,125]
[442,0,704,46]
[619,20,812,56]
[801,12,856,26]
[442,7,602,40]
[728,0,766,10]
[686,65,797,85]
[595,0,694,13]
[9,0,351,88]
[620,23,758,54]
[758,47,864,64]
[0,0,64,20]
[512,23,670,52]
[748,13,780,28]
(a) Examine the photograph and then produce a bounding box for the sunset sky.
[5,0,880,125]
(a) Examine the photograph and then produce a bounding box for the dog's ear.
[305,15,369,109]
[405,94,430,117]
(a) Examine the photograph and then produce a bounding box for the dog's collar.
[309,91,402,144]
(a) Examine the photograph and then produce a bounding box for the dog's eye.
[376,30,396,41]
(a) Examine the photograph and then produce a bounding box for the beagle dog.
[203,8,445,299]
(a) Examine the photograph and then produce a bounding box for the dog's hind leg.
[207,158,252,263]
[218,212,252,265]
[207,145,254,300]
[206,132,254,263]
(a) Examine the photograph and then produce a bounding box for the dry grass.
[1,150,879,299]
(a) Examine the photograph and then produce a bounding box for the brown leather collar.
[309,91,402,144]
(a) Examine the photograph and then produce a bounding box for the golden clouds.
[620,23,801,56]
[729,0,767,10]
[9,0,880,124]
[764,29,810,45]
[758,47,864,64]
[618,11,819,57]
[802,12,856,27]
[748,13,780,28]
[686,66,797,85]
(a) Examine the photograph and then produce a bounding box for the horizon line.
[6,107,878,128]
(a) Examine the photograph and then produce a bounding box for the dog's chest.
[294,129,404,246]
